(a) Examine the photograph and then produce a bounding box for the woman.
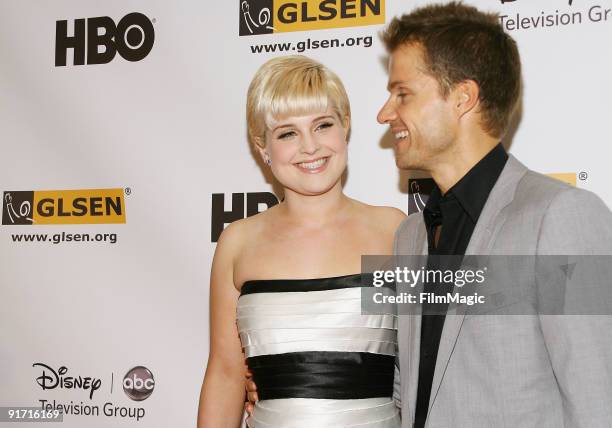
[198,55,405,427]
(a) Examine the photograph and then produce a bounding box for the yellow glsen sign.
[546,173,577,187]
[239,0,384,36]
[274,0,384,32]
[2,188,126,225]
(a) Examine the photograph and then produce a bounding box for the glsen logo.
[239,0,384,36]
[55,12,155,66]
[123,366,155,401]
[211,192,279,242]
[407,179,436,215]
[2,188,126,225]
[32,363,102,400]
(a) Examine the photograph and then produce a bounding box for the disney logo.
[32,363,102,399]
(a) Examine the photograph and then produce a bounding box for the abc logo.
[122,366,155,401]
[55,12,155,66]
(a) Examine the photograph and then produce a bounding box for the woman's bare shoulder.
[375,205,407,224]
[217,203,280,246]
[215,204,282,271]
[351,199,406,229]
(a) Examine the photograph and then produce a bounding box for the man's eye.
[316,122,333,131]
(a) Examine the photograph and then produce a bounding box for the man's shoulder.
[396,212,424,236]
[512,164,612,253]
[393,212,426,255]
[518,168,573,200]
[516,167,605,214]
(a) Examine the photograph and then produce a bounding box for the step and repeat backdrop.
[1,0,611,426]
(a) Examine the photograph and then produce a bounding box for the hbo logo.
[123,366,155,401]
[55,12,155,66]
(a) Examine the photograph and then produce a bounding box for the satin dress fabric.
[237,274,400,427]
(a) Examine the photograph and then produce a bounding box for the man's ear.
[453,80,480,118]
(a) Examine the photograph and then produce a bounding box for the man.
[247,2,612,426]
[378,2,612,427]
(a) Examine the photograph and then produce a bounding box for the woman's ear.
[343,116,351,140]
[255,141,270,165]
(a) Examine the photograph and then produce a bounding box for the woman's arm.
[198,223,247,428]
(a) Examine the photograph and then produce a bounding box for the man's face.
[377,43,458,171]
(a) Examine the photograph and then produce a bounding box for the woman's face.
[259,106,348,197]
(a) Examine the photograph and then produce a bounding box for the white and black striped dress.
[237,274,400,427]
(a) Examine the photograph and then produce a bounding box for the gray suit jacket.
[394,155,612,427]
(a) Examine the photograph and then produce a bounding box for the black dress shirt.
[414,143,508,428]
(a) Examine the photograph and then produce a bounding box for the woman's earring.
[266,158,272,166]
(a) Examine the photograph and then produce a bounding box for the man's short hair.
[381,2,521,139]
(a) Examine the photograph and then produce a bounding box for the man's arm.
[537,187,612,426]
[392,216,407,411]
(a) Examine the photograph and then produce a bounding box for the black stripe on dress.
[247,351,395,400]
[240,273,399,295]
[241,274,363,295]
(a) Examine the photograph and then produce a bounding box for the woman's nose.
[300,133,320,154]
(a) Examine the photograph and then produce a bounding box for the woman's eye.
[315,122,333,131]
[278,131,296,139]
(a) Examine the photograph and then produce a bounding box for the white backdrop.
[1,0,611,426]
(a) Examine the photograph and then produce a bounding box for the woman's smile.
[295,156,330,173]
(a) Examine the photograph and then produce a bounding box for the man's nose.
[377,98,396,124]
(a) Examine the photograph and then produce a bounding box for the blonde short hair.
[246,55,351,148]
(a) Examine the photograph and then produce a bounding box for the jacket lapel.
[426,155,528,417]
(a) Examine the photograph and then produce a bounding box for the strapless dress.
[237,274,400,427]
